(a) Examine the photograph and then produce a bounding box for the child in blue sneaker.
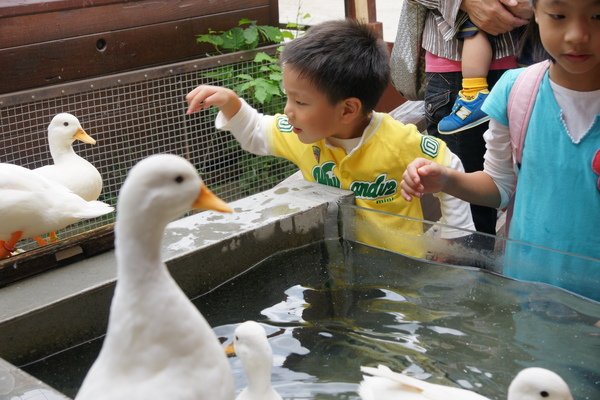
[438,2,533,135]
[437,19,492,135]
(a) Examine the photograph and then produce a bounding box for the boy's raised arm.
[185,85,242,120]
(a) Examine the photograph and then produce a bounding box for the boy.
[186,19,475,255]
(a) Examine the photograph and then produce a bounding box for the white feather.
[232,321,281,400]
[35,113,103,201]
[358,365,573,400]
[0,163,112,242]
[75,154,234,400]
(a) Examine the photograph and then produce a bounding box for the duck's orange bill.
[224,342,236,357]
[193,186,233,213]
[74,127,96,145]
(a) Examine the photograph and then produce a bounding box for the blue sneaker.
[437,91,490,134]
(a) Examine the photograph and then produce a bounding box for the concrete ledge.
[0,358,69,400]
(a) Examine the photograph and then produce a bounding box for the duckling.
[226,321,282,400]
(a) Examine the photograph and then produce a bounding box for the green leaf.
[236,74,254,81]
[269,72,282,81]
[254,86,268,104]
[243,26,259,48]
[233,81,255,94]
[253,52,276,63]
[238,18,256,26]
[257,25,284,43]
[221,27,246,51]
[281,31,295,40]
[196,34,223,47]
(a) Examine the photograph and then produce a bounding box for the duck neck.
[114,212,166,287]
[48,137,77,163]
[243,357,273,394]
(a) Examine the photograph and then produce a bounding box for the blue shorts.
[458,20,479,39]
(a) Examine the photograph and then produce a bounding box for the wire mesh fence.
[0,48,297,250]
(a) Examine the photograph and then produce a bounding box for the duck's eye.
[235,335,239,341]
[540,391,549,398]
[174,175,184,184]
[63,122,69,127]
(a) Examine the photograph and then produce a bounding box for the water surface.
[23,240,600,399]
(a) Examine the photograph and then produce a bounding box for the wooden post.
[344,0,383,38]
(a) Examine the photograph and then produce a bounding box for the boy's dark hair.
[280,19,390,112]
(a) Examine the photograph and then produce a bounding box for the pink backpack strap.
[501,60,550,237]
[507,60,550,165]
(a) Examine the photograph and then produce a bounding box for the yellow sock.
[460,77,489,99]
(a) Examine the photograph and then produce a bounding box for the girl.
[400,0,600,301]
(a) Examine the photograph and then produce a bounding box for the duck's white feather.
[35,113,102,201]
[75,154,234,400]
[359,365,490,400]
[507,368,573,400]
[358,365,573,400]
[233,321,281,400]
[0,163,113,241]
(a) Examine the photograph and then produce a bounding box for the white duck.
[359,365,573,400]
[0,163,114,259]
[35,113,102,202]
[75,154,235,400]
[226,321,282,400]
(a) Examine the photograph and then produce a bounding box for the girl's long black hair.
[519,0,553,63]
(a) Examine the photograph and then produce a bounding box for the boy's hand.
[400,158,448,201]
[185,85,242,120]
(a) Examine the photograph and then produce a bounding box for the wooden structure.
[345,0,383,37]
[0,0,280,94]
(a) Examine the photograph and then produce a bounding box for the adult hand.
[461,0,529,35]
[501,0,534,21]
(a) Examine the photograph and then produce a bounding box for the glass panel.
[340,203,600,302]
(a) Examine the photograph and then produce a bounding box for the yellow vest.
[269,112,449,256]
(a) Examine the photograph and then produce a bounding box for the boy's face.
[282,65,349,144]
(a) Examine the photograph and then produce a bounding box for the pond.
[22,239,600,399]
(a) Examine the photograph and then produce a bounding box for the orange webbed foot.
[33,236,49,246]
[0,231,23,259]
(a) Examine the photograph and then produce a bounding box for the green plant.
[196,18,306,110]
[195,14,309,197]
[196,18,292,54]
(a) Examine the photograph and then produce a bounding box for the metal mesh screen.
[0,49,297,249]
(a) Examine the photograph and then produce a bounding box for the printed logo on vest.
[350,174,397,200]
[276,115,293,133]
[420,136,440,158]
[312,146,321,163]
[312,161,341,188]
